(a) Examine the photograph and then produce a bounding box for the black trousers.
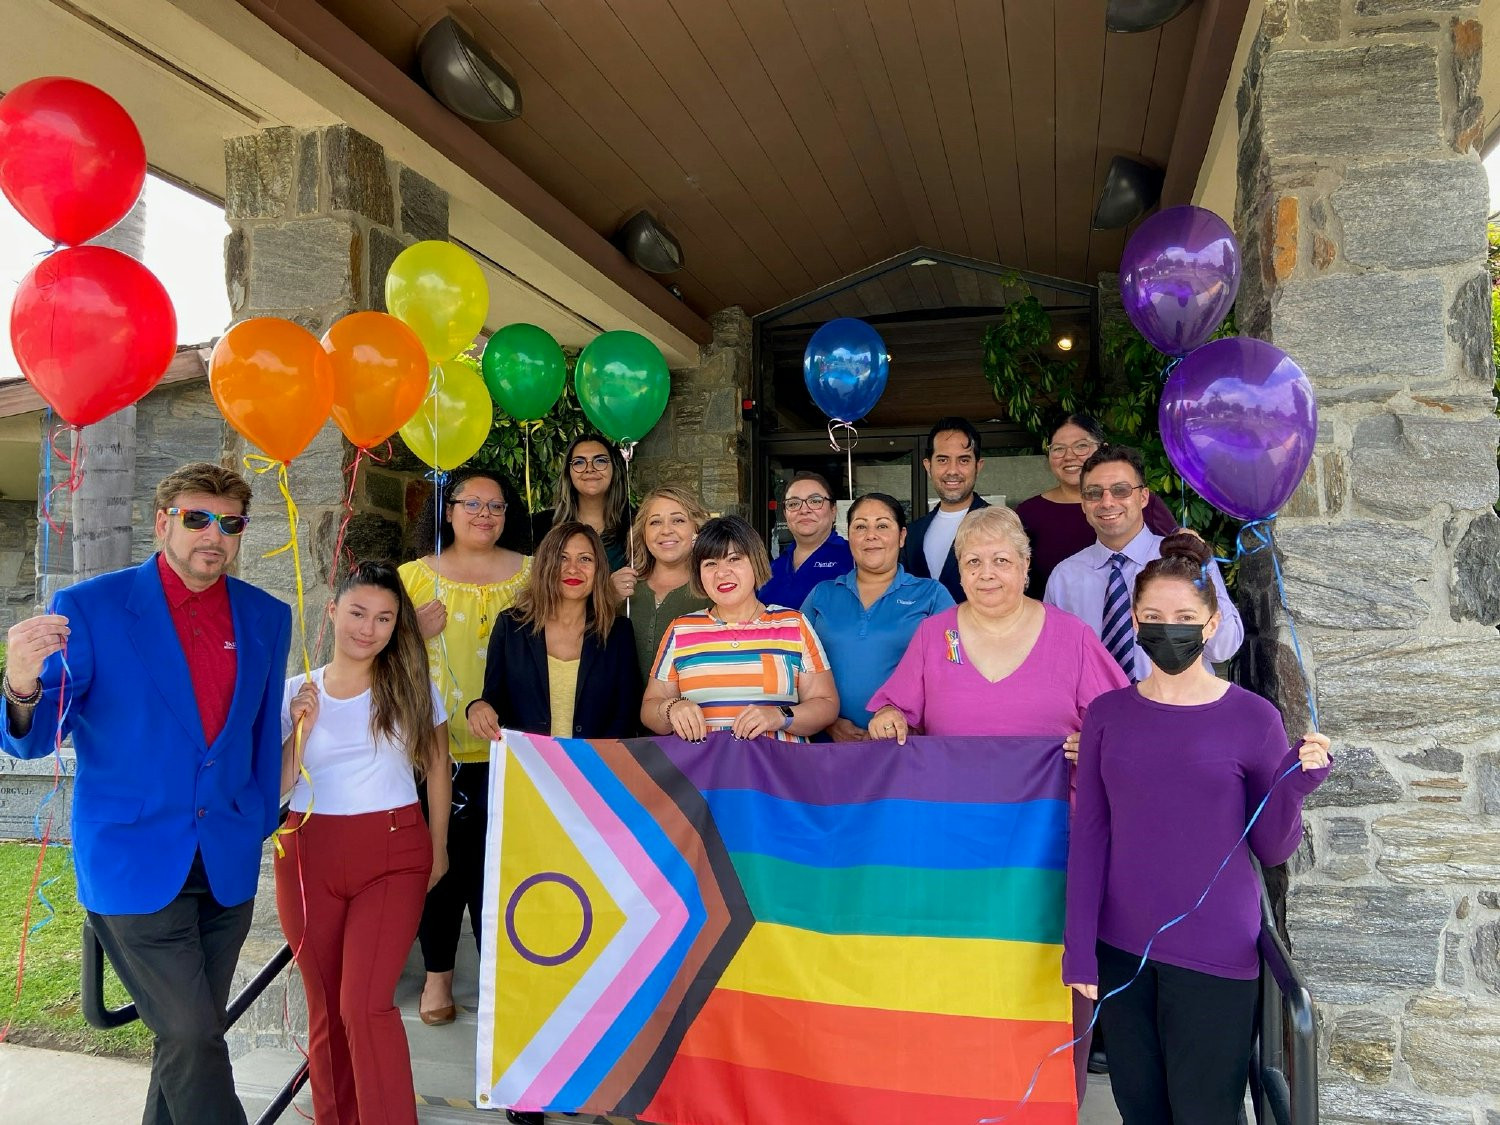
[418,760,488,973]
[1097,941,1258,1125]
[89,852,254,1125]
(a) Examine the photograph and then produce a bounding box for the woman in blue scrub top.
[802,492,953,741]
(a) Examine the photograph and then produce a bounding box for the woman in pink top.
[868,505,1127,744]
[867,504,1126,1105]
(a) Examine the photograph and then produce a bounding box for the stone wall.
[0,497,37,631]
[223,124,446,627]
[1236,3,1500,1120]
[634,307,754,516]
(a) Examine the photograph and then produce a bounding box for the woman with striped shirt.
[642,515,838,743]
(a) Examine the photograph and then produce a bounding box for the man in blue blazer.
[900,417,989,603]
[2,462,291,1125]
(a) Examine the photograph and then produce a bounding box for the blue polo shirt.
[759,532,853,611]
[802,566,954,726]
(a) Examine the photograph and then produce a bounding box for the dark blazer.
[0,556,291,915]
[475,609,641,738]
[900,493,990,604]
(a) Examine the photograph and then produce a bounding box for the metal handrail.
[1255,886,1319,1125]
[81,918,309,1123]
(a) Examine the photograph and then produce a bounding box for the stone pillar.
[220,125,448,1058]
[1235,4,1500,1119]
[634,307,753,517]
[223,125,448,620]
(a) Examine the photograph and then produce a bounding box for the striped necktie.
[1101,552,1137,680]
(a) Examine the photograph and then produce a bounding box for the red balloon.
[10,246,177,427]
[0,77,147,245]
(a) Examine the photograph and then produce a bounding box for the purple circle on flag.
[504,872,594,966]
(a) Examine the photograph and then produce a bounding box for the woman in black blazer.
[467,520,641,743]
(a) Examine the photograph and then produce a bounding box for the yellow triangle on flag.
[488,748,627,1085]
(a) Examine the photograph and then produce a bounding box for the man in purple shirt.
[1043,445,1242,679]
[759,471,853,609]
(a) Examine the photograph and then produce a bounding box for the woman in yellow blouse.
[399,469,529,1026]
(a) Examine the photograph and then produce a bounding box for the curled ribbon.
[826,419,858,501]
[243,454,317,856]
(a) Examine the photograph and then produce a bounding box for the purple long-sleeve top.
[1063,684,1330,985]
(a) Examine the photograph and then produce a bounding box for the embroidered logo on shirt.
[223,641,236,651]
[812,561,840,568]
[897,598,916,606]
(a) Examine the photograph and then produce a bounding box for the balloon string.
[524,425,535,552]
[242,456,313,678]
[979,757,1308,1123]
[39,423,86,538]
[3,416,76,1044]
[619,442,636,620]
[1211,515,1318,732]
[827,420,858,500]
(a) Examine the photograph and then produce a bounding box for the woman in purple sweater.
[1063,534,1331,1124]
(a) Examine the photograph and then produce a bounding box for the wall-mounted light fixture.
[1092,155,1165,230]
[1106,0,1193,33]
[1056,336,1075,352]
[614,210,684,274]
[417,15,523,123]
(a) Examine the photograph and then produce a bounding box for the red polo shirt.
[156,553,237,746]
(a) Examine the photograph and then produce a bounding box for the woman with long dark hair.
[278,561,451,1125]
[531,433,634,577]
[399,468,529,1026]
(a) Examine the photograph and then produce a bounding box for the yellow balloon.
[384,240,489,360]
[398,360,493,470]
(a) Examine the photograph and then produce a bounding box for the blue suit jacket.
[1,556,292,914]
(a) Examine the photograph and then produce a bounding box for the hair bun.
[1159,531,1211,566]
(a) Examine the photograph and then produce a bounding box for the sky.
[0,174,230,383]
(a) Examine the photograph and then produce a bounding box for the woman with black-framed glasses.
[758,470,853,610]
[1015,413,1177,599]
[530,434,634,581]
[399,469,530,1028]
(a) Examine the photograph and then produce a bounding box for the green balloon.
[574,330,670,444]
[481,323,567,421]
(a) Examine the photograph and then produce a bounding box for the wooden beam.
[1159,0,1255,208]
[233,0,711,353]
[0,347,209,420]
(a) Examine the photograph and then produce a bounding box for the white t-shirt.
[280,666,447,815]
[923,505,968,580]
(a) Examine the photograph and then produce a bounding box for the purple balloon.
[1121,206,1240,356]
[1159,338,1317,522]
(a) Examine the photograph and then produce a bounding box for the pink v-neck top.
[868,603,1128,737]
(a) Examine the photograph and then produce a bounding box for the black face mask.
[1135,623,1206,674]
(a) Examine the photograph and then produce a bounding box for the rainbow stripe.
[477,732,1077,1123]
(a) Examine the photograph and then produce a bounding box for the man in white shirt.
[900,416,988,603]
[1044,445,1243,680]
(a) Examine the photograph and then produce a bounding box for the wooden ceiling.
[308,0,1220,319]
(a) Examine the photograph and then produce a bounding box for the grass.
[0,840,152,1058]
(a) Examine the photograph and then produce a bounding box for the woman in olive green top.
[612,486,712,677]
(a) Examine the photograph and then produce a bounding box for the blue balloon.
[803,318,889,423]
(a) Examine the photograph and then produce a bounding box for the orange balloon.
[210,318,334,463]
[321,312,430,449]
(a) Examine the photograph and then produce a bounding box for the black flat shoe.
[506,1112,544,1125]
[1087,1047,1110,1075]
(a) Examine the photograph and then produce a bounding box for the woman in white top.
[277,560,451,1125]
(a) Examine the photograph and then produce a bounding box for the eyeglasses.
[783,494,830,513]
[450,498,507,516]
[1047,439,1100,458]
[1080,483,1145,503]
[165,507,250,536]
[569,455,612,472]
